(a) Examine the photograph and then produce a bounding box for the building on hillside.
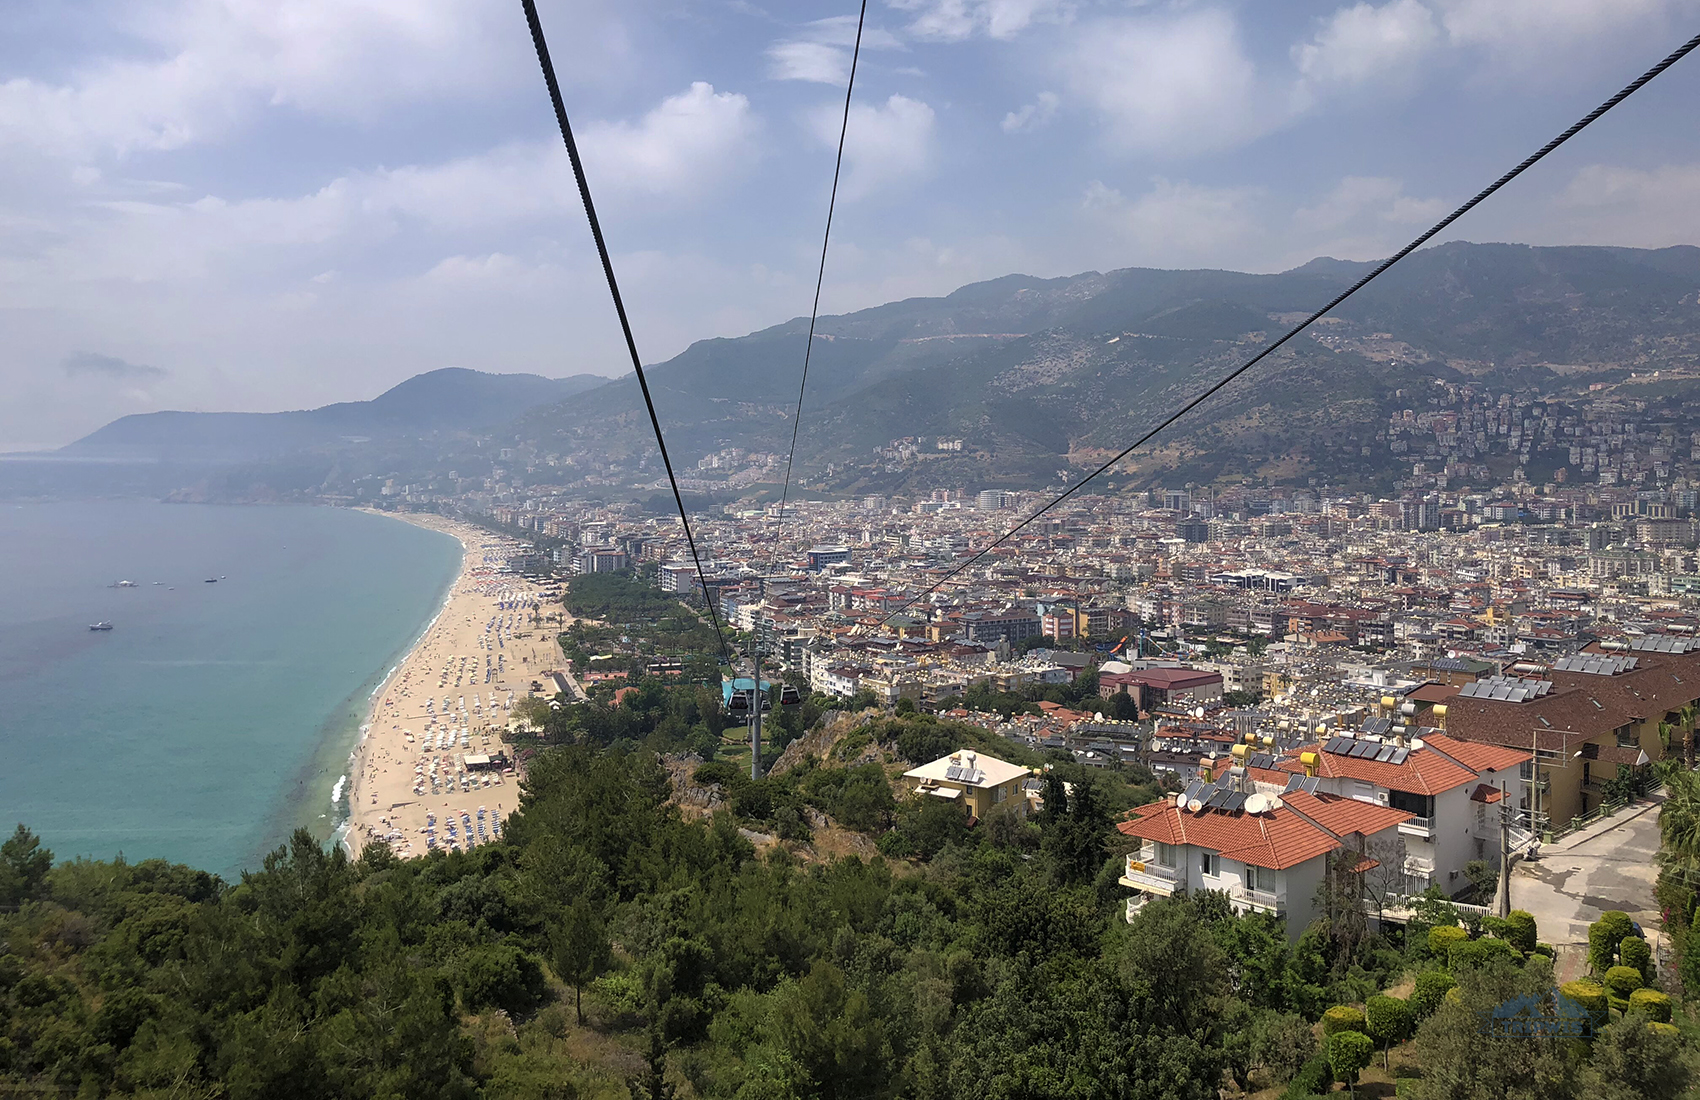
[1445,636,1700,829]
[903,748,1032,820]
[573,547,627,574]
[1275,728,1529,896]
[1116,779,1411,940]
[1100,666,1224,710]
[806,545,853,571]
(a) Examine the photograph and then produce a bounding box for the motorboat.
[89,621,114,631]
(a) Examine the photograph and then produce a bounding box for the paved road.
[1511,795,1663,982]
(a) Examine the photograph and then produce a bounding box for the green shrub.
[1589,911,1634,972]
[1560,979,1608,1030]
[1428,924,1468,959]
[1328,1030,1375,1087]
[1411,970,1456,1019]
[1366,994,1414,1055]
[1504,910,1538,954]
[1531,943,1556,960]
[1629,988,1672,1023]
[1284,1054,1332,1099]
[1604,965,1644,1000]
[1322,1005,1367,1037]
[1619,935,1653,983]
[1449,936,1517,971]
[1650,1021,1682,1039]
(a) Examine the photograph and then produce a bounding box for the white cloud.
[766,16,905,84]
[1293,176,1446,234]
[1540,162,1700,247]
[1002,91,1059,133]
[0,0,627,159]
[1060,10,1275,157]
[579,83,759,198]
[768,41,851,84]
[817,94,937,199]
[1294,0,1440,86]
[1434,0,1676,49]
[889,0,1070,41]
[1080,178,1265,268]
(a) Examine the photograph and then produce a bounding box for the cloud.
[817,94,937,199]
[1434,0,1676,50]
[1080,178,1265,268]
[768,41,852,84]
[1294,0,1440,86]
[62,351,168,380]
[890,0,1070,41]
[766,16,905,84]
[578,83,761,199]
[1539,162,1700,247]
[1292,176,1447,234]
[1002,91,1059,133]
[1060,10,1276,157]
[0,0,578,159]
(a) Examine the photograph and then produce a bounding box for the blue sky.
[5,0,1700,450]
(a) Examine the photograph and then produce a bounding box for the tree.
[1584,1010,1695,1100]
[1405,957,1586,1100]
[1366,994,1414,1070]
[1250,1010,1315,1085]
[1588,911,1635,974]
[551,899,612,1025]
[1329,1031,1374,1097]
[0,824,53,906]
[627,1023,679,1100]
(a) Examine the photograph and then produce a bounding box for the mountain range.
[65,368,606,462]
[50,241,1700,497]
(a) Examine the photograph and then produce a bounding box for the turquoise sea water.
[0,502,461,880]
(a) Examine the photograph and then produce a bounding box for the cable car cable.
[520,0,730,662]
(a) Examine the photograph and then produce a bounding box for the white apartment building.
[1117,783,1411,940]
[1273,727,1529,896]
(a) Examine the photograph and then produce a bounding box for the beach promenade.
[346,513,565,858]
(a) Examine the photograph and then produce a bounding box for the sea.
[0,501,462,880]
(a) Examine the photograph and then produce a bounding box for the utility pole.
[1495,781,1512,917]
[750,648,763,781]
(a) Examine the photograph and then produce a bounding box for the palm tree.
[1659,763,1700,881]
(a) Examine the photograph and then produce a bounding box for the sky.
[5,0,1700,450]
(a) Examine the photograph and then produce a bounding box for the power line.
[881,29,1700,626]
[769,0,869,564]
[520,0,730,661]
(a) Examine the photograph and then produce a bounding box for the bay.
[0,501,461,879]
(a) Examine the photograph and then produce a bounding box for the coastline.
[344,511,561,859]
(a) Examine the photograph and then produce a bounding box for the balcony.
[1119,855,1181,895]
[1398,815,1435,838]
[1235,887,1282,915]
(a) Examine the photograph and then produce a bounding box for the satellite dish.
[1245,794,1268,814]
[1095,712,1105,722]
[1174,792,1187,807]
[1194,706,1205,719]
[1267,795,1283,810]
[1186,798,1204,813]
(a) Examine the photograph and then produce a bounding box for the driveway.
[1511,793,1664,983]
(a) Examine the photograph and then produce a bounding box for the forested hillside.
[3,714,1696,1098]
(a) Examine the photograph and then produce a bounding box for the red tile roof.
[1276,733,1525,796]
[1116,791,1409,871]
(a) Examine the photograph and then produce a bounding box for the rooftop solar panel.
[1375,744,1397,762]
[1352,742,1378,758]
[944,765,965,782]
[1223,792,1248,814]
[1389,747,1410,765]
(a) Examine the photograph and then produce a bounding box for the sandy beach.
[345,513,563,859]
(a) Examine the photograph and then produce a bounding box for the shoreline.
[343,511,561,860]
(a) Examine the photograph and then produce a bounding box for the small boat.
[89,622,114,631]
[204,578,218,583]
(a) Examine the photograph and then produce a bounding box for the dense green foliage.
[558,571,720,678]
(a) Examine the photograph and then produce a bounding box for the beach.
[345,513,563,859]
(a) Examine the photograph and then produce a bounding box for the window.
[1388,789,1433,818]
[1616,726,1639,749]
[1150,842,1177,868]
[1201,852,1218,877]
[1246,865,1273,893]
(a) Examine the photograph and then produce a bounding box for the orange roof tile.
[1115,791,1407,871]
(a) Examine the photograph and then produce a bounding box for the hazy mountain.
[513,241,1700,490]
[65,369,608,461]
